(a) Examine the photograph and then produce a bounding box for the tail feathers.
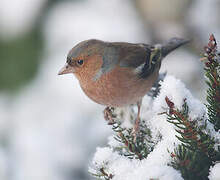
[161,38,190,58]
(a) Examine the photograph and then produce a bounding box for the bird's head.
[58,39,104,80]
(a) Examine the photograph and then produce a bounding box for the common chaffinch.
[58,38,189,134]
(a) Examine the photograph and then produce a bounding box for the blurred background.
[0,0,219,179]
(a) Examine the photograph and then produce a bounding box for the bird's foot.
[132,101,141,142]
[104,107,115,125]
[131,117,140,142]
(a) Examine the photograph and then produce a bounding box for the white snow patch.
[209,163,220,180]
[0,0,46,38]
[90,75,211,180]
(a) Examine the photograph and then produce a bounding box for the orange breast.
[79,66,159,107]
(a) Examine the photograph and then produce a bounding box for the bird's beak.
[58,63,74,75]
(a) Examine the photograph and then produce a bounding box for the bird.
[58,38,189,135]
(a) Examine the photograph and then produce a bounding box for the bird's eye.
[77,59,84,66]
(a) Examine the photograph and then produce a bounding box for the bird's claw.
[104,107,115,125]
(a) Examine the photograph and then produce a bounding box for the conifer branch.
[165,96,218,180]
[90,167,113,180]
[111,119,154,160]
[202,34,220,131]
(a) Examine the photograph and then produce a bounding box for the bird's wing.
[93,42,158,81]
[116,42,162,79]
[116,42,152,68]
[94,38,189,80]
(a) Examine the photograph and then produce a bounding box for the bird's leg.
[104,107,115,125]
[132,100,142,140]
